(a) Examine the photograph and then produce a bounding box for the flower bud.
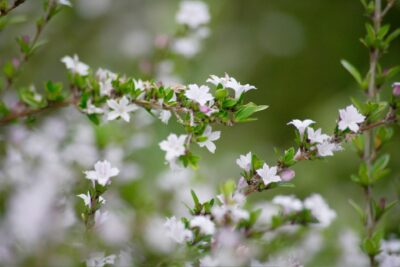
[279,168,295,181]
[12,58,20,68]
[199,105,211,114]
[392,82,400,97]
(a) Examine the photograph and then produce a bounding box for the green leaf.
[234,102,268,122]
[45,80,64,101]
[385,28,400,44]
[348,199,365,221]
[341,60,363,86]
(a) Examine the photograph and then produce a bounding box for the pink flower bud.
[392,82,400,97]
[12,58,20,68]
[279,169,295,181]
[154,34,169,49]
[22,35,30,44]
[199,105,211,114]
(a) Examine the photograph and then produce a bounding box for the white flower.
[207,73,231,87]
[84,100,104,114]
[236,152,252,172]
[200,256,219,267]
[164,216,193,244]
[338,105,365,132]
[288,119,315,138]
[304,194,336,227]
[77,192,105,208]
[176,0,210,29]
[134,79,145,91]
[84,160,120,186]
[58,0,72,6]
[99,79,113,96]
[272,195,303,213]
[86,252,116,267]
[256,163,281,186]
[211,204,249,224]
[159,110,172,124]
[316,141,336,157]
[94,210,109,226]
[190,216,215,235]
[307,127,329,144]
[96,68,117,82]
[197,126,220,153]
[107,96,138,122]
[172,37,201,58]
[159,134,187,162]
[225,77,256,99]
[185,84,214,106]
[61,54,89,76]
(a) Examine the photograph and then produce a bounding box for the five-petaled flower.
[61,54,89,76]
[107,96,138,122]
[164,216,193,244]
[184,84,214,106]
[236,152,252,172]
[316,141,336,157]
[256,163,281,186]
[84,160,120,186]
[288,119,315,138]
[197,126,221,153]
[338,105,365,132]
[159,134,187,162]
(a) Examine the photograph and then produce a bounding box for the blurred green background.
[2,0,400,266]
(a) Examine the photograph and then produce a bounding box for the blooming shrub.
[0,0,399,267]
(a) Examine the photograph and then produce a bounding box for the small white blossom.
[256,163,281,186]
[176,0,210,29]
[84,160,120,186]
[316,141,336,157]
[96,68,117,82]
[225,77,256,99]
[307,127,329,144]
[304,194,336,227]
[164,216,193,244]
[86,252,116,267]
[84,100,104,114]
[58,0,72,6]
[94,210,109,226]
[107,96,138,122]
[288,119,315,138]
[190,216,215,235]
[338,105,365,132]
[236,152,252,172]
[197,126,220,153]
[159,134,187,162]
[207,73,231,87]
[159,110,172,124]
[61,54,89,76]
[134,79,145,91]
[272,195,303,213]
[185,84,214,106]
[99,79,113,96]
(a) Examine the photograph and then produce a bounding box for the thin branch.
[0,0,27,17]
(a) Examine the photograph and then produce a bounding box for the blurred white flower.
[86,252,116,267]
[159,134,187,162]
[84,160,119,186]
[61,54,89,76]
[272,195,303,213]
[190,216,215,235]
[164,216,193,244]
[288,119,315,138]
[58,0,72,6]
[185,84,213,106]
[107,96,138,122]
[304,194,336,227]
[77,191,105,208]
[338,105,365,132]
[159,110,172,124]
[256,163,281,186]
[176,0,210,28]
[236,152,252,172]
[197,126,220,153]
[172,37,201,58]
